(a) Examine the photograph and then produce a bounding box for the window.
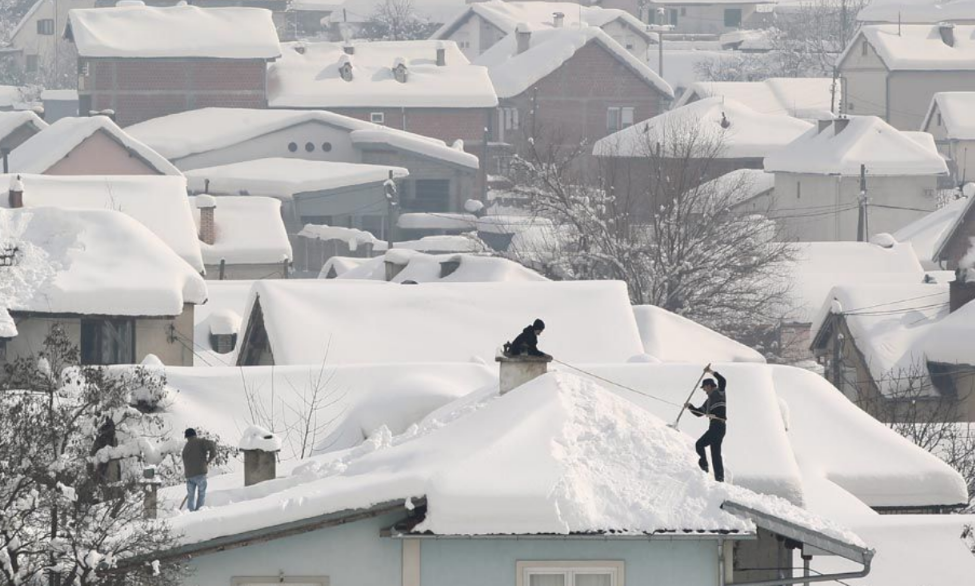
[288,142,298,152]
[407,179,451,212]
[937,113,943,126]
[606,107,635,133]
[668,8,678,26]
[305,141,315,152]
[680,7,687,15]
[517,562,624,586]
[847,102,855,112]
[37,19,54,35]
[861,41,868,56]
[80,319,135,365]
[370,112,385,125]
[25,55,38,73]
[796,181,801,199]
[502,107,520,131]
[724,8,742,27]
[322,142,332,152]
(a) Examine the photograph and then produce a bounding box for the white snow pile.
[675,78,839,120]
[843,24,975,71]
[239,280,643,365]
[632,305,766,364]
[398,212,477,231]
[475,25,672,99]
[66,4,281,59]
[268,40,497,108]
[7,115,181,176]
[765,115,948,176]
[0,207,206,318]
[192,280,254,366]
[238,425,282,452]
[207,308,241,337]
[892,196,970,268]
[924,92,975,139]
[300,225,384,253]
[186,159,409,197]
[188,195,292,265]
[594,97,812,159]
[167,372,863,546]
[0,174,204,272]
[857,0,975,23]
[320,250,547,283]
[0,110,46,142]
[393,235,485,253]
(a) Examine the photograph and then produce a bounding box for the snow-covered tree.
[357,0,439,41]
[0,326,186,585]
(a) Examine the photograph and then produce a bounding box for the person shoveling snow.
[504,318,550,358]
[684,366,728,482]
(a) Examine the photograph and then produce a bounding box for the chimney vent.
[496,353,552,394]
[239,426,281,487]
[8,174,23,208]
[339,55,354,81]
[950,268,975,312]
[553,11,565,28]
[392,58,409,83]
[196,194,217,246]
[834,117,851,134]
[343,41,355,55]
[939,22,956,47]
[516,23,532,54]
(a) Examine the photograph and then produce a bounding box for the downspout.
[717,537,726,586]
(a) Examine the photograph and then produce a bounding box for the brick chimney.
[516,23,532,55]
[496,353,552,394]
[196,194,216,245]
[8,174,23,208]
[436,41,447,66]
[239,426,280,487]
[939,22,955,47]
[553,11,565,28]
[950,268,975,312]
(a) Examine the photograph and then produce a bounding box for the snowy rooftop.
[0,110,46,142]
[892,196,970,268]
[697,169,775,208]
[0,207,206,326]
[238,280,644,365]
[842,24,975,71]
[0,174,204,273]
[434,1,653,39]
[857,0,975,23]
[674,78,839,120]
[764,116,948,176]
[922,91,975,139]
[66,4,281,60]
[188,196,292,266]
[8,116,181,176]
[185,158,409,198]
[632,305,766,364]
[475,25,672,99]
[594,97,812,159]
[126,108,479,169]
[319,250,548,283]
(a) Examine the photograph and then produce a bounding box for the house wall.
[324,107,492,148]
[645,2,763,35]
[5,305,195,367]
[0,123,42,153]
[888,71,975,131]
[922,107,975,185]
[839,37,889,120]
[204,262,288,280]
[601,19,653,63]
[43,128,162,175]
[940,205,975,269]
[80,58,269,127]
[361,148,477,215]
[10,0,93,76]
[770,173,938,241]
[441,12,504,60]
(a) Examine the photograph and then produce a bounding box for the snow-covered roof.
[66,4,281,60]
[674,78,839,120]
[191,280,252,366]
[0,86,21,109]
[0,110,47,143]
[126,108,479,169]
[594,97,811,159]
[185,158,408,198]
[892,196,970,268]
[857,0,975,23]
[188,196,292,266]
[268,40,497,109]
[0,207,206,323]
[8,116,181,176]
[632,305,766,364]
[0,174,204,273]
[841,24,975,71]
[164,371,862,546]
[922,91,975,139]
[475,25,672,99]
[238,280,644,365]
[698,169,775,208]
[764,116,949,176]
[321,249,548,283]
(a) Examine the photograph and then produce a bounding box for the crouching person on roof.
[505,319,549,357]
[685,366,727,482]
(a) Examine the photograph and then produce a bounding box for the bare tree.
[357,0,440,41]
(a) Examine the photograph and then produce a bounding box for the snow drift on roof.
[923,91,975,139]
[0,174,204,272]
[594,97,811,159]
[764,116,948,176]
[0,110,46,142]
[857,0,975,24]
[239,280,644,365]
[0,207,206,317]
[675,78,839,120]
[323,250,548,283]
[475,25,672,99]
[435,0,653,40]
[8,116,181,175]
[268,41,497,109]
[67,5,281,60]
[892,196,970,268]
[185,159,408,198]
[188,196,292,266]
[842,24,975,71]
[632,305,766,364]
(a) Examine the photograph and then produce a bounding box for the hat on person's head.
[701,378,716,389]
[184,428,197,438]
[533,318,545,331]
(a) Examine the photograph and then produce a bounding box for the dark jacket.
[509,326,544,356]
[690,371,727,424]
[182,437,217,478]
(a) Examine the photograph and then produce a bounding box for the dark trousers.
[695,422,726,482]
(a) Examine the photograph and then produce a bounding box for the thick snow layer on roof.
[0,86,22,108]
[394,235,485,252]
[781,241,926,323]
[698,169,775,208]
[326,250,547,283]
[0,110,46,142]
[892,196,970,268]
[67,5,281,59]
[435,1,651,39]
[207,308,240,337]
[477,26,672,99]
[188,196,292,265]
[8,116,181,176]
[595,97,811,159]
[843,24,975,71]
[922,296,975,364]
[764,116,948,176]
[350,128,479,169]
[923,91,975,139]
[192,280,253,366]
[185,159,408,198]
[858,0,975,24]
[241,280,644,365]
[0,174,204,272]
[165,372,861,545]
[675,78,839,119]
[268,41,497,109]
[632,305,766,364]
[0,207,206,317]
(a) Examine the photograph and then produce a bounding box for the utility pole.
[857,164,868,241]
[384,170,398,251]
[648,9,669,79]
[830,67,838,115]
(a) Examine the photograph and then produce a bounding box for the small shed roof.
[0,110,47,142]
[922,91,975,139]
[188,196,292,266]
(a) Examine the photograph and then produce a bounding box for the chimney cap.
[238,425,282,452]
[516,22,532,33]
[10,174,24,192]
[195,194,217,209]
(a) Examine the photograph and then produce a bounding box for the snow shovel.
[669,363,711,430]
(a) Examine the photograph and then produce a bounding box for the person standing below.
[685,366,727,482]
[182,428,216,511]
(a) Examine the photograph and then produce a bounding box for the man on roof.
[505,318,549,357]
[685,366,728,482]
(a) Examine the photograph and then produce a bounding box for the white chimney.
[516,23,532,55]
[496,353,552,394]
[553,11,565,28]
[339,54,354,81]
[196,194,217,246]
[436,41,447,66]
[392,57,409,83]
[8,174,23,208]
[239,426,281,487]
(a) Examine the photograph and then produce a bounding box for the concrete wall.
[204,262,288,280]
[888,71,975,131]
[324,107,492,148]
[44,129,162,175]
[646,2,763,35]
[5,304,195,367]
[923,105,975,184]
[602,19,653,63]
[839,37,889,120]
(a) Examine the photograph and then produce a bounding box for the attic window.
[938,113,943,126]
[861,41,868,56]
[371,112,386,125]
[37,19,55,35]
[0,243,19,267]
[288,142,298,152]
